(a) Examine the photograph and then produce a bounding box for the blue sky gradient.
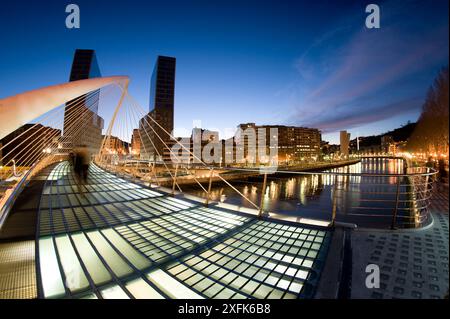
[0,0,448,143]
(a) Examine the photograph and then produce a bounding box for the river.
[182,158,425,228]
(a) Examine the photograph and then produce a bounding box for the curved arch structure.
[0,76,129,139]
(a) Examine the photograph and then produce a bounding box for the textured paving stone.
[351,184,449,299]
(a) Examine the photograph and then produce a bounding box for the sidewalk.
[350,183,449,299]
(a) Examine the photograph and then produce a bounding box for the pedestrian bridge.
[0,161,330,299]
[0,76,438,299]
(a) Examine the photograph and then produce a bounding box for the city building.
[192,128,220,164]
[222,137,236,167]
[0,124,61,166]
[63,49,104,155]
[340,130,350,158]
[130,129,141,157]
[170,128,220,165]
[235,123,258,165]
[172,123,322,167]
[172,136,194,165]
[235,123,321,165]
[101,135,130,155]
[381,135,396,154]
[139,56,176,163]
[321,141,340,160]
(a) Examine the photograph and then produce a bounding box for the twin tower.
[63,49,175,161]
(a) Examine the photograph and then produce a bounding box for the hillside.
[353,122,417,147]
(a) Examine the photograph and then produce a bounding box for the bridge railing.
[0,154,68,229]
[225,165,437,229]
[0,82,122,201]
[96,155,437,230]
[90,90,440,230]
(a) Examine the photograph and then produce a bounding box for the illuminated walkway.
[1,162,331,299]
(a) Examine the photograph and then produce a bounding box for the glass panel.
[125,278,164,299]
[86,231,133,278]
[54,235,89,293]
[80,293,98,299]
[71,233,112,285]
[39,237,65,298]
[102,228,151,270]
[100,285,130,299]
[147,269,203,299]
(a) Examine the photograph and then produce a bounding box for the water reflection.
[185,158,409,227]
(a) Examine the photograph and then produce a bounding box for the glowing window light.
[147,269,204,299]
[125,278,164,299]
[39,237,65,298]
[100,285,130,299]
[54,235,90,293]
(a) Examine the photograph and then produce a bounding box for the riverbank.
[156,159,361,187]
[164,169,259,186]
[274,159,360,175]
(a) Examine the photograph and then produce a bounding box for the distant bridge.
[358,155,405,160]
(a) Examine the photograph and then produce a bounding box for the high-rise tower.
[63,49,104,154]
[340,130,351,158]
[139,56,176,162]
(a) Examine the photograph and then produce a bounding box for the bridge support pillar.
[258,173,268,218]
[204,169,214,207]
[171,165,178,195]
[391,176,401,229]
[98,82,129,160]
[331,175,338,227]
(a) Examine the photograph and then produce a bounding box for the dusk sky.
[0,0,448,144]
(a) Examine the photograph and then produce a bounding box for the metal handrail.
[0,164,35,229]
[190,165,437,178]
[106,161,437,230]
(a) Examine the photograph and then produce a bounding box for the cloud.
[285,0,449,134]
[306,96,423,133]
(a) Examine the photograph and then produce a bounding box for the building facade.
[63,49,104,155]
[0,124,61,166]
[101,135,130,155]
[169,128,220,165]
[340,130,350,158]
[381,135,395,154]
[139,56,176,162]
[130,129,141,158]
[235,123,321,165]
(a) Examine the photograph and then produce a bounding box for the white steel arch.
[0,76,129,139]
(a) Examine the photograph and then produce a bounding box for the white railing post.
[171,164,179,195]
[331,175,338,226]
[391,176,401,229]
[98,82,129,160]
[204,169,214,207]
[258,173,268,218]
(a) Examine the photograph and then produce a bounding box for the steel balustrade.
[96,159,438,230]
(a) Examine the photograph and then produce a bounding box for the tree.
[408,67,449,156]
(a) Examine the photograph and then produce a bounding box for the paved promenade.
[351,184,449,299]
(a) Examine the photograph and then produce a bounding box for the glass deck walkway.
[4,161,332,299]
